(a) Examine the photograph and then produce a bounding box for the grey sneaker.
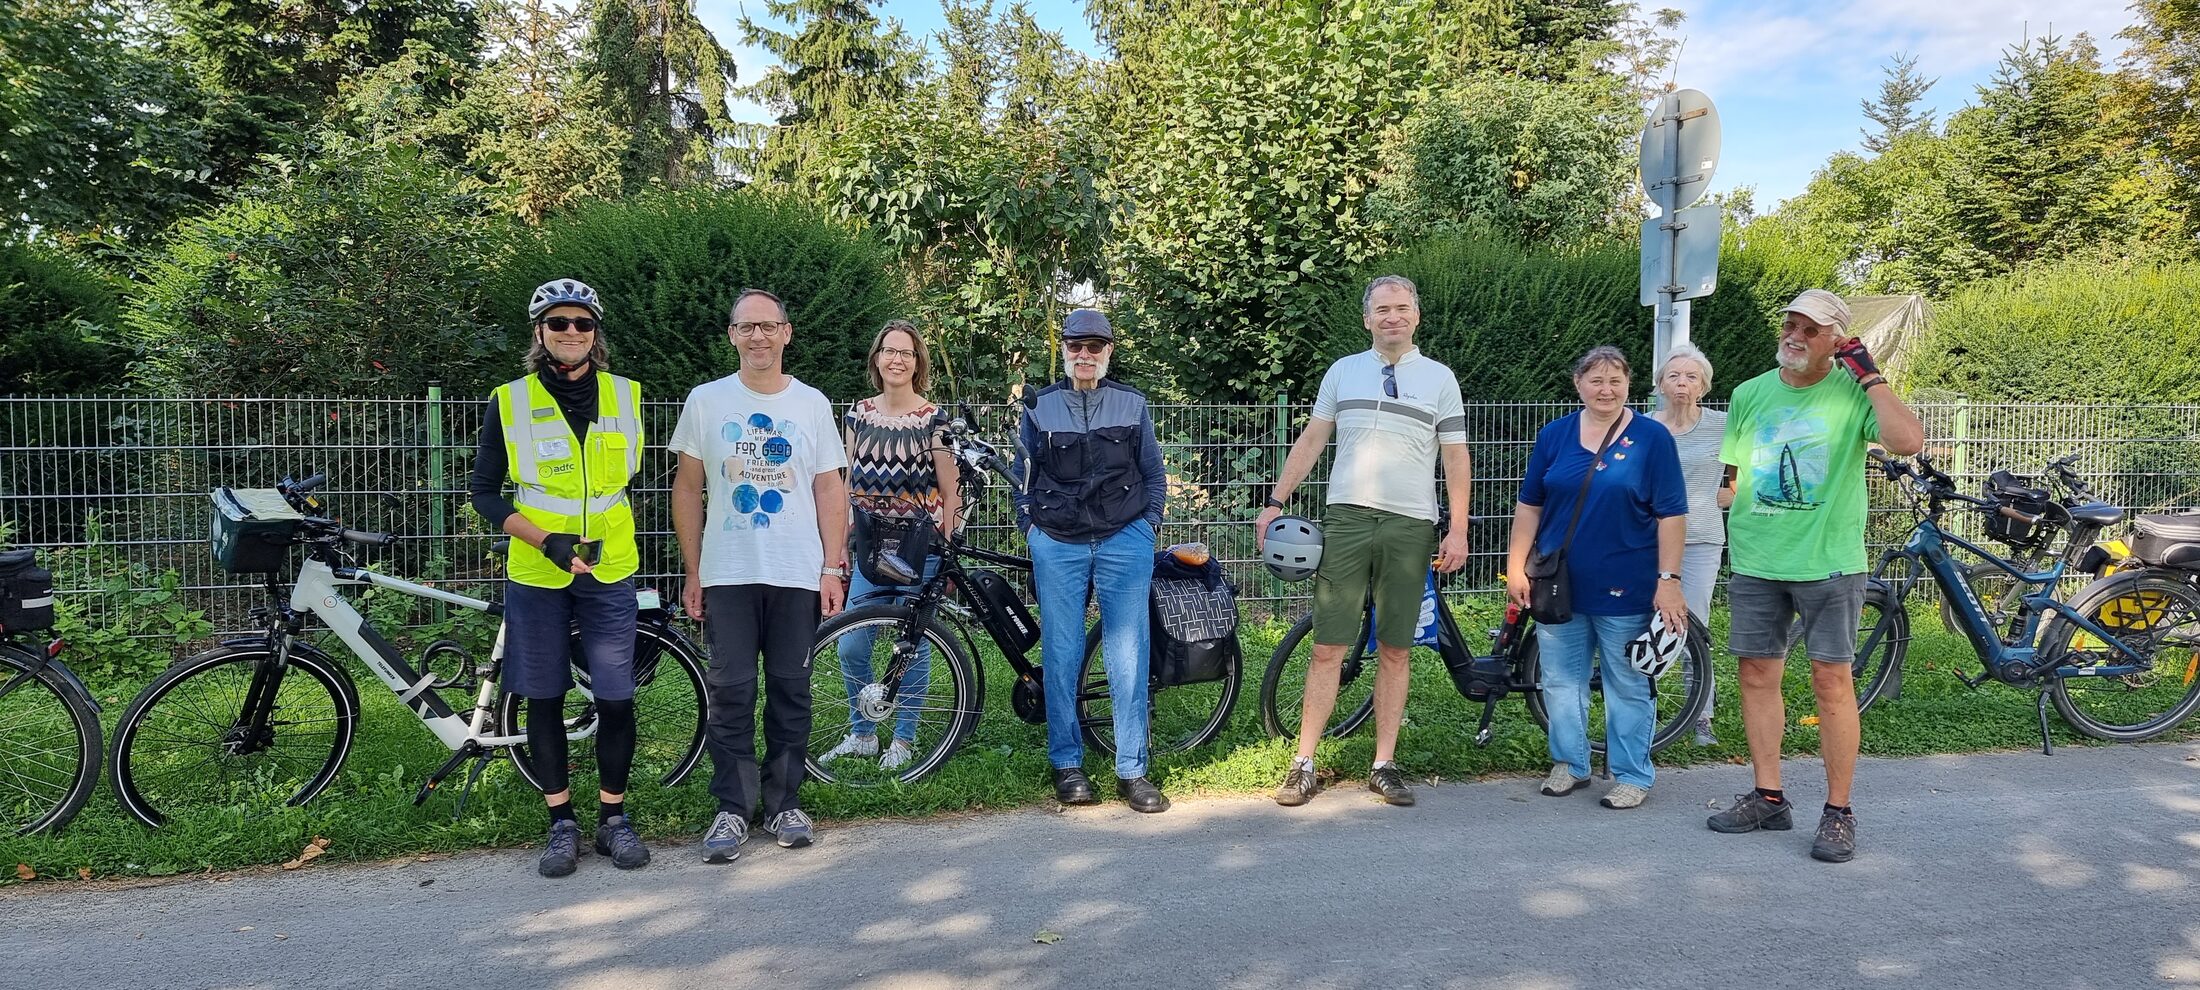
[1539,763,1590,796]
[593,814,651,869]
[1707,791,1795,833]
[1811,807,1858,863]
[762,809,816,848]
[1600,783,1650,809]
[701,811,747,864]
[1274,759,1319,807]
[538,819,582,878]
[1368,765,1415,806]
[1692,717,1717,747]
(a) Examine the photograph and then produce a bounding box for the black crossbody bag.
[1523,415,1624,624]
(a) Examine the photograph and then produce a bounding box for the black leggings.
[526,694,636,797]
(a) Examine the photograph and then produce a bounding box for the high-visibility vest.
[493,373,644,588]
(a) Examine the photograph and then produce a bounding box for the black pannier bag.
[2131,511,2200,570]
[0,548,56,633]
[1150,573,1240,687]
[1982,469,2055,548]
[210,487,304,574]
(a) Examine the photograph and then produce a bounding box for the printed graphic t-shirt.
[1720,369,1882,581]
[669,374,849,591]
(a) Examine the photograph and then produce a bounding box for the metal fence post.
[426,384,449,635]
[1951,397,1970,480]
[1273,392,1288,481]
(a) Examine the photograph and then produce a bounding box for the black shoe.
[1053,767,1099,805]
[1117,775,1170,814]
[592,814,652,869]
[1368,766,1415,806]
[1707,791,1795,833]
[538,820,582,878]
[1811,807,1858,863]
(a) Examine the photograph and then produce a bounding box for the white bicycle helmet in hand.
[1626,611,1687,678]
[1261,515,1323,582]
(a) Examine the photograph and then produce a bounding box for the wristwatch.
[822,560,849,580]
[1657,571,1681,582]
[1265,496,1287,510]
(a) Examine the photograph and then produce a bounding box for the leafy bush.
[124,140,512,397]
[490,188,903,403]
[1906,257,2200,405]
[0,241,129,395]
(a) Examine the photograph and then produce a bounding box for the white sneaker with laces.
[819,733,879,765]
[879,739,915,771]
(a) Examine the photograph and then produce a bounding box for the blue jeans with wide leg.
[1027,518,1154,779]
[833,558,941,742]
[1535,611,1657,788]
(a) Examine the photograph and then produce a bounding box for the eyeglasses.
[1782,320,1830,340]
[877,346,917,361]
[539,316,599,334]
[1064,339,1109,355]
[1381,363,1398,398]
[731,320,786,338]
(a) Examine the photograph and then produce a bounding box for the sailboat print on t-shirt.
[1749,414,1828,513]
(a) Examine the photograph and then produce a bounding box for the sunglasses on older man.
[1064,338,1109,355]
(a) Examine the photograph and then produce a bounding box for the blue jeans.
[1028,519,1154,778]
[832,559,941,742]
[1536,611,1657,788]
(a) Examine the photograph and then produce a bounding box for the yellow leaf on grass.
[14,864,33,881]
[76,867,91,880]
[1799,715,1821,727]
[281,837,332,871]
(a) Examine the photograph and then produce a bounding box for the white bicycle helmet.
[528,278,602,320]
[1626,611,1687,678]
[1261,515,1323,582]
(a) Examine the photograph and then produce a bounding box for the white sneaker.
[819,733,879,765]
[1540,763,1590,796]
[1600,783,1650,809]
[879,739,915,771]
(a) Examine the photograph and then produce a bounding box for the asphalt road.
[7,744,2200,989]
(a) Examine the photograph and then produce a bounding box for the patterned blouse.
[844,398,948,523]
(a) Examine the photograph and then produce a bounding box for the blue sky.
[696,0,2142,209]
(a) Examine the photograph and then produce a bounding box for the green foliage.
[124,140,512,396]
[581,0,736,188]
[490,189,903,403]
[42,515,212,682]
[1860,52,1937,153]
[2120,0,2200,243]
[1905,257,2200,405]
[0,242,129,395]
[741,0,921,190]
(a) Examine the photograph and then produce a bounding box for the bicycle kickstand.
[1473,699,1497,747]
[414,740,485,808]
[449,750,496,821]
[2035,692,2055,756]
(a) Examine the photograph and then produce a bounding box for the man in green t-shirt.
[1708,289,1924,864]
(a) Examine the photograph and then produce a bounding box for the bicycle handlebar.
[341,528,396,547]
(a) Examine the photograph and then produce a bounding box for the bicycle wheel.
[1519,614,1712,756]
[800,604,980,787]
[1075,622,1242,757]
[110,643,357,828]
[1257,612,1377,739]
[1852,582,1908,713]
[2047,571,2200,741]
[0,645,101,836]
[498,621,710,794]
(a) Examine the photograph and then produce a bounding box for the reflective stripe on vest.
[496,373,644,588]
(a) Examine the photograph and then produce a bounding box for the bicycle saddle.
[2067,501,2123,527]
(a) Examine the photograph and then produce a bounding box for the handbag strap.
[1544,413,1627,555]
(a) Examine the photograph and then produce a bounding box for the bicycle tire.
[1853,582,1907,713]
[1519,614,1713,755]
[1257,612,1377,739]
[498,620,711,794]
[0,644,101,836]
[110,643,358,828]
[801,604,980,787]
[1075,621,1242,757]
[2046,570,2200,741]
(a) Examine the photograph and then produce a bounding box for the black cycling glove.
[540,534,600,572]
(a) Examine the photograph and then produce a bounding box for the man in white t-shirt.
[1255,274,1471,808]
[671,288,851,865]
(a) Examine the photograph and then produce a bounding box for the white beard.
[1066,351,1110,380]
[1775,344,1810,372]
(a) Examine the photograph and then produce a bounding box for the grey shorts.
[1727,572,1868,663]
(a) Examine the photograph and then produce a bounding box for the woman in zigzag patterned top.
[819,319,961,772]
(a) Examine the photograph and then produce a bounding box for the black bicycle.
[1258,557,1714,756]
[0,547,100,836]
[804,409,1242,787]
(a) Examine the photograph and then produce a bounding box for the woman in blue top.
[1504,346,1689,809]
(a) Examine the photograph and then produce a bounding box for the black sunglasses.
[1381,363,1398,398]
[1064,338,1109,354]
[539,316,600,334]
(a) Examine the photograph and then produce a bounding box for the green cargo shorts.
[1311,504,1437,649]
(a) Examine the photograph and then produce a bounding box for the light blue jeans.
[1537,611,1657,788]
[1028,519,1154,779]
[833,558,941,742]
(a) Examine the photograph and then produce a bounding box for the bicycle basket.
[210,487,304,574]
[850,500,937,587]
[0,548,55,634]
[1982,470,2053,549]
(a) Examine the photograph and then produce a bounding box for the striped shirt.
[1312,348,1467,523]
[1665,407,1727,546]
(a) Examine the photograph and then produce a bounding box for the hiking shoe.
[1368,765,1415,806]
[762,809,816,848]
[1811,807,1858,863]
[1600,783,1650,809]
[700,811,747,864]
[1540,764,1590,796]
[818,733,878,765]
[538,820,582,878]
[1274,760,1320,807]
[880,738,915,771]
[593,814,651,869]
[1692,718,1717,747]
[1707,791,1795,833]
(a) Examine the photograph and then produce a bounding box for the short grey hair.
[1572,345,1630,379]
[1362,274,1419,316]
[729,287,790,323]
[1658,343,1714,388]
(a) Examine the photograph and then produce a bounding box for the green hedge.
[491,189,904,404]
[1906,257,2200,405]
[0,241,129,395]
